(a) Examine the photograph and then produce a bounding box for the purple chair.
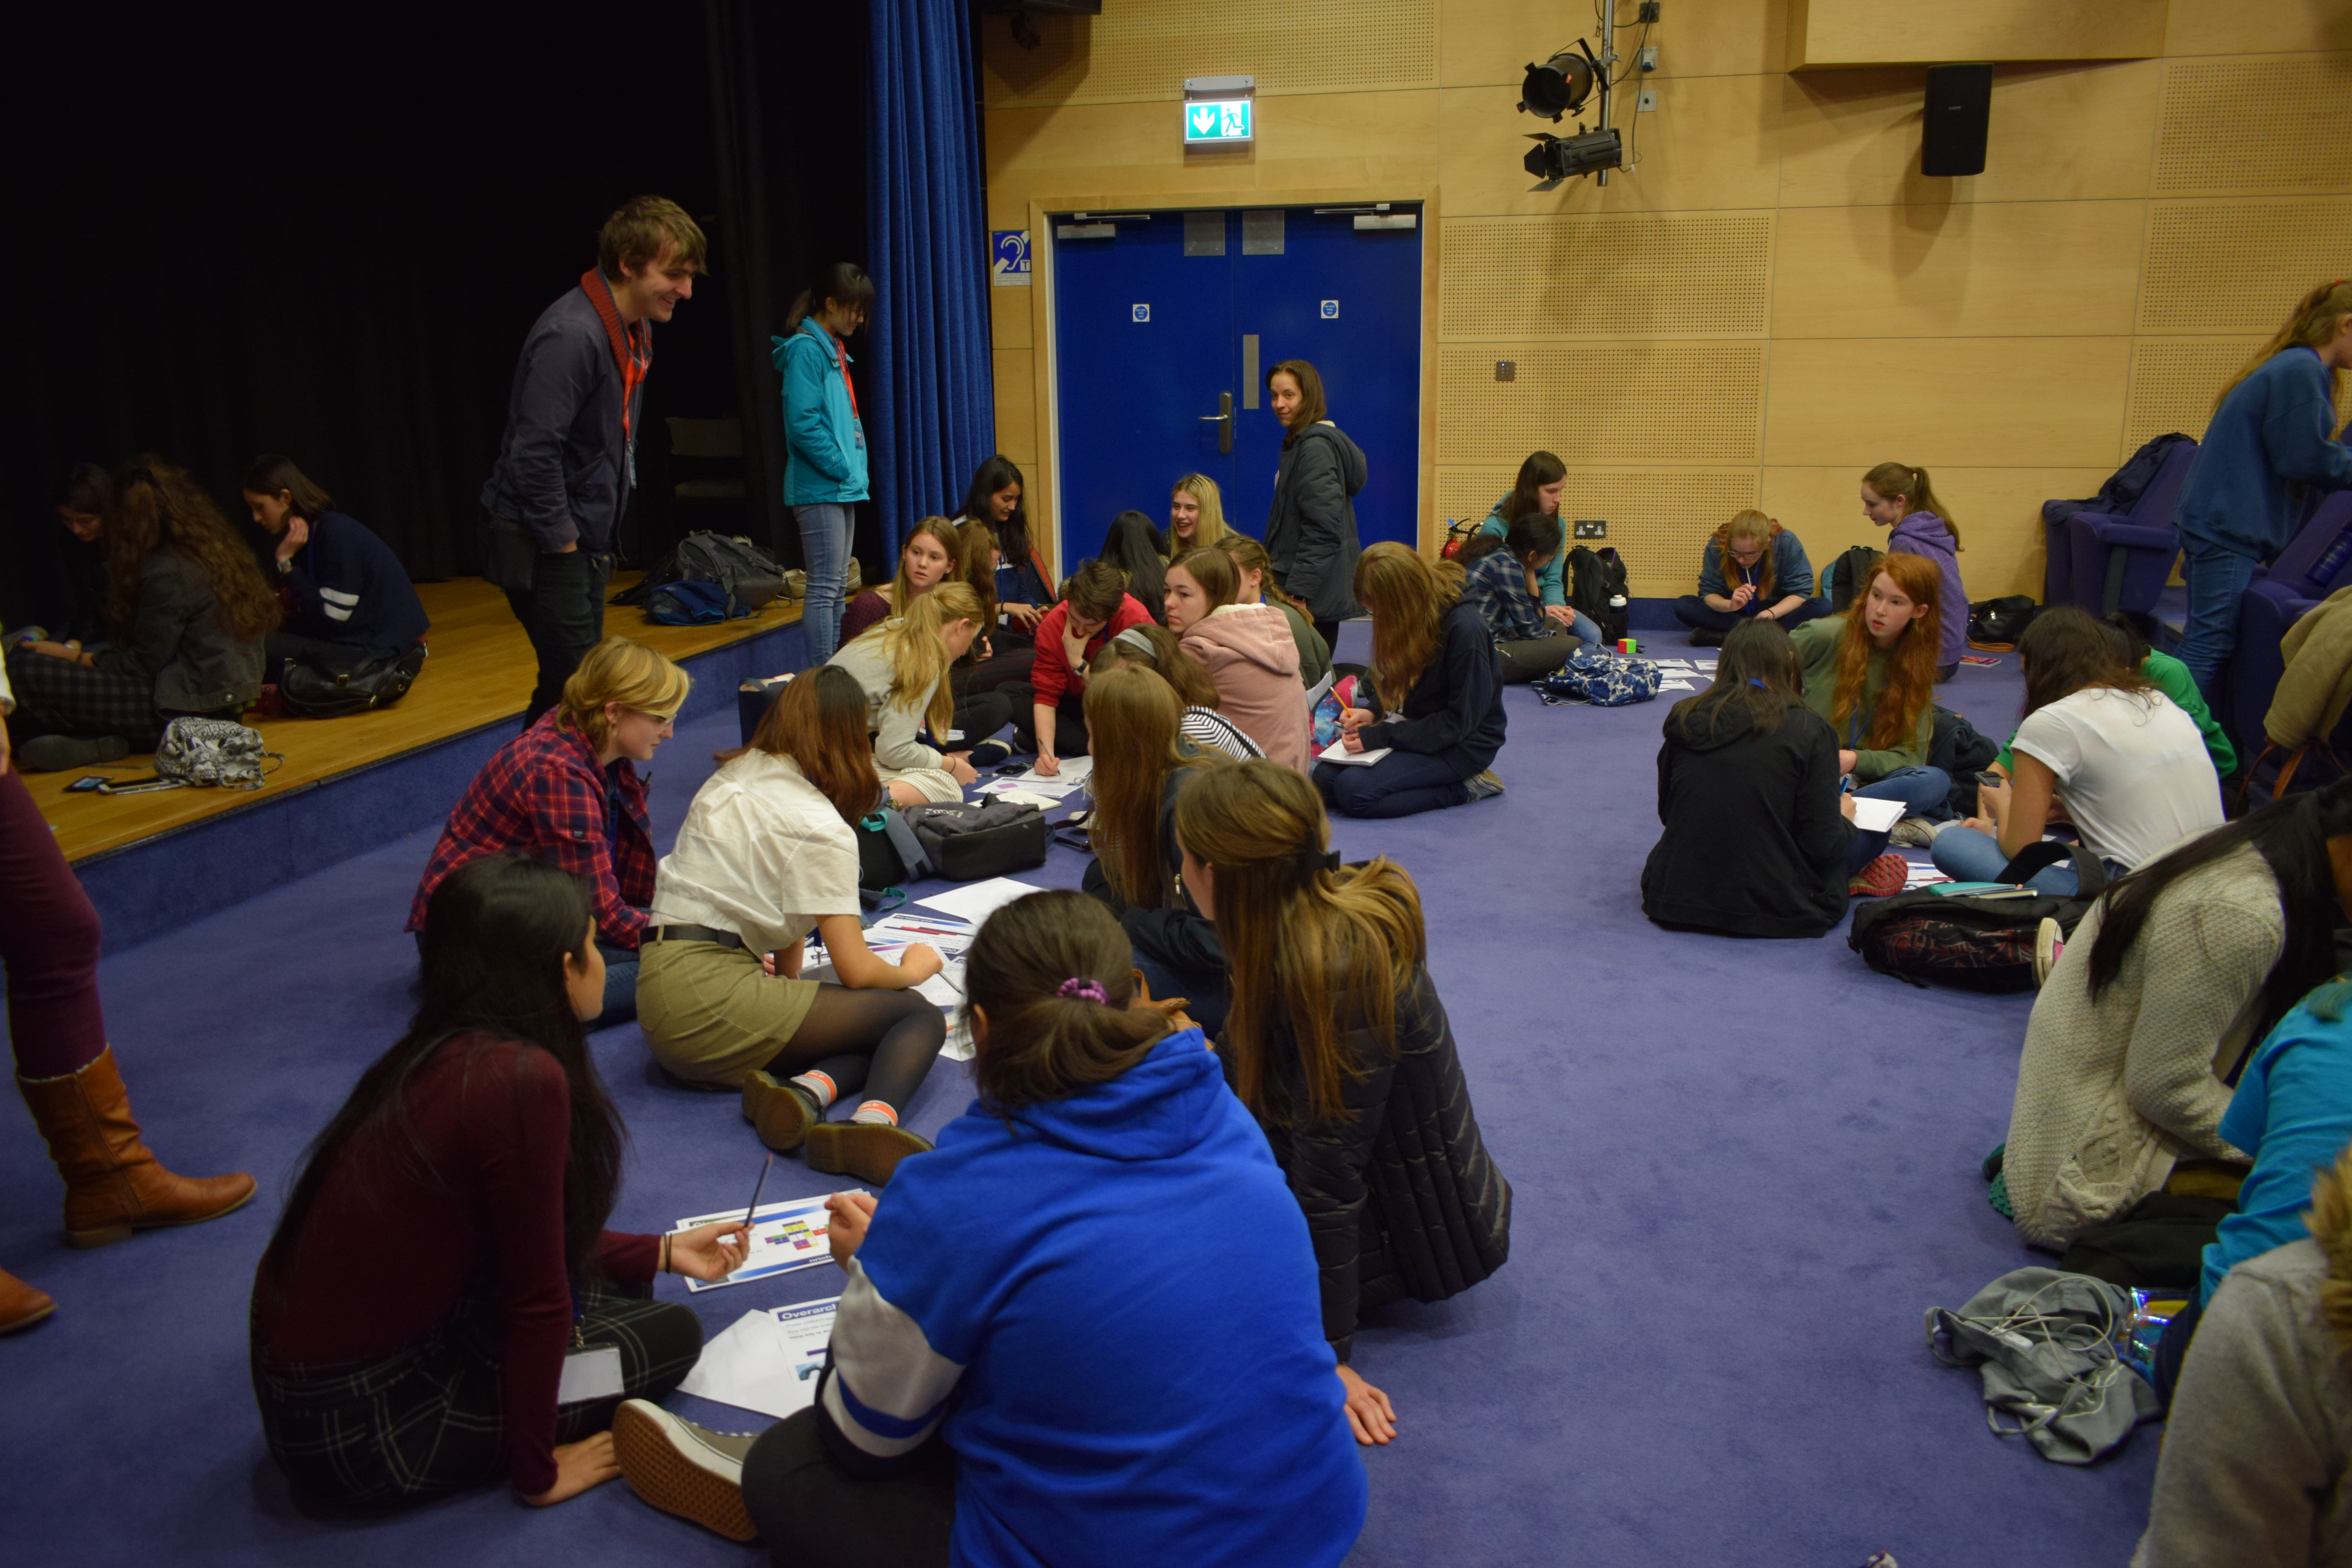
[2221,492,2352,771]
[2062,441,2200,617]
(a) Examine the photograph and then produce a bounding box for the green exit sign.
[1183,99,1253,145]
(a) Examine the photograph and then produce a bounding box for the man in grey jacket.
[480,196,705,725]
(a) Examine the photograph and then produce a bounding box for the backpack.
[612,530,786,616]
[1967,594,2039,650]
[1927,703,1999,815]
[1826,545,1882,613]
[1927,1267,2159,1465]
[898,799,1051,882]
[1847,845,2107,991]
[277,644,429,719]
[1564,546,1630,642]
[2040,432,2195,529]
[1531,643,1662,708]
[855,808,933,909]
[646,580,740,625]
[153,717,283,791]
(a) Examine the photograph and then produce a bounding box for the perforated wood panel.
[2154,58,2352,196]
[1440,214,1774,339]
[2125,339,2352,456]
[1436,470,1764,597]
[2136,200,2352,334]
[985,0,1436,107]
[1437,344,1767,465]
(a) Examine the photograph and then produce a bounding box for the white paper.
[557,1345,624,1404]
[1904,862,1953,888]
[986,788,1063,810]
[1303,670,1336,710]
[678,1299,840,1420]
[941,1014,975,1062]
[978,776,1083,800]
[674,1192,867,1292]
[1849,796,1906,833]
[863,914,975,952]
[1318,738,1392,767]
[1657,679,1697,691]
[914,876,1049,925]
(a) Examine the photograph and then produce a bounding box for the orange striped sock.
[849,1100,898,1127]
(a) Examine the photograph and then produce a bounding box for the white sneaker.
[1888,816,1936,848]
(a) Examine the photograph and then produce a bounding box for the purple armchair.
[2061,441,2200,617]
[2223,491,2352,766]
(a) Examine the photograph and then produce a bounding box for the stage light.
[1519,44,1598,121]
[1523,126,1622,182]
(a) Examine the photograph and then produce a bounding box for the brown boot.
[0,1267,56,1334]
[18,1047,257,1249]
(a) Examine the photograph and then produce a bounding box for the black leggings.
[742,1407,954,1568]
[771,985,946,1116]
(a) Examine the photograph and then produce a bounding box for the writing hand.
[826,1191,879,1266]
[1033,753,1060,778]
[1342,730,1366,753]
[897,943,944,983]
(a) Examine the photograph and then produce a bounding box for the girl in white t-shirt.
[635,666,948,1185]
[1931,608,2224,894]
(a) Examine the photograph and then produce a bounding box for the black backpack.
[1967,595,2039,650]
[898,799,1051,882]
[1565,546,1630,642]
[1848,845,2107,992]
[1928,704,1999,815]
[612,530,786,616]
[1826,545,1882,613]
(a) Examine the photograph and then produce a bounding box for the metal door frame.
[1025,184,1441,577]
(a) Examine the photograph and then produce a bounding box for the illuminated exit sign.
[1184,98,1253,144]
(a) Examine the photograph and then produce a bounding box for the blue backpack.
[1532,644,1662,708]
[646,580,743,625]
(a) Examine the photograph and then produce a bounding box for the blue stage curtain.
[866,0,996,561]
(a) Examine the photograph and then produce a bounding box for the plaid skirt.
[251,1275,702,1506]
[4,646,162,750]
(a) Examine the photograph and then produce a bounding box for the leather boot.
[17,1047,256,1249]
[0,1267,56,1333]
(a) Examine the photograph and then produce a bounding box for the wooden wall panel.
[2165,2,2352,58]
[1441,212,1773,339]
[988,285,1033,352]
[1435,468,1765,595]
[2153,56,2352,196]
[1771,201,2145,338]
[1786,0,2168,68]
[2137,199,2352,333]
[982,0,1436,107]
[1437,0,1784,86]
[1439,343,1766,465]
[1765,338,2132,468]
[2124,339,2352,455]
[991,350,1036,464]
[1437,72,1782,218]
[1759,465,2114,599]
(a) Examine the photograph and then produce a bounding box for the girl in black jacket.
[1175,759,1512,1448]
[1262,359,1367,649]
[1641,618,1857,937]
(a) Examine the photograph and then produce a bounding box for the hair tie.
[1112,626,1156,657]
[1056,978,1109,1004]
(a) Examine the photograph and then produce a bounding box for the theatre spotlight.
[1523,126,1623,182]
[1519,42,1599,121]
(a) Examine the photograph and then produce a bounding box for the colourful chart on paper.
[672,1191,869,1293]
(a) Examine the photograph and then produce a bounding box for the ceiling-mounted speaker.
[1921,64,1992,177]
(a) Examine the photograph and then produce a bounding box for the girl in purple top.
[1862,461,1967,680]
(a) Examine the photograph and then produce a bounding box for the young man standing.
[481,196,706,724]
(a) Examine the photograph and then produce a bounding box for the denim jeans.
[1316,750,1475,819]
[2175,539,2260,699]
[1671,595,1830,635]
[1846,764,1952,875]
[593,939,639,1029]
[795,503,857,667]
[503,546,611,728]
[1929,825,2122,895]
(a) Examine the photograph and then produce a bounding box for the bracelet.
[659,1233,672,1273]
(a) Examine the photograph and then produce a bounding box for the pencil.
[742,1153,773,1230]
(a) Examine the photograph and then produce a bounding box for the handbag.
[278,644,429,719]
[1532,644,1662,708]
[153,717,283,791]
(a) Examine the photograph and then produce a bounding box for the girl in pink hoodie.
[1167,548,1312,774]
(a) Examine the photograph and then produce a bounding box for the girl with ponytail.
[828,580,986,803]
[2171,279,2352,695]
[1861,461,1967,679]
[1174,760,1511,1448]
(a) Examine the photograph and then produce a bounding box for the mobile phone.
[66,775,110,793]
[1975,770,2006,788]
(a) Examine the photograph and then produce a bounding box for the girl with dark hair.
[1003,558,1154,773]
[1931,606,2223,895]
[613,889,1367,1563]
[1789,553,1951,896]
[1078,666,1230,1032]
[1671,509,1828,646]
[638,666,947,1186]
[5,456,278,771]
[1860,462,1967,679]
[1175,760,1510,1447]
[45,462,113,647]
[953,455,1054,637]
[774,261,877,666]
[1100,510,1169,622]
[241,453,429,686]
[1458,509,1601,682]
[1476,450,1576,613]
[1262,360,1367,650]
[1168,545,1311,773]
[252,855,741,1509]
[1641,618,1858,937]
[2172,280,2352,695]
[1091,621,1265,760]
[1317,543,1506,818]
[1218,532,1331,688]
[835,518,1014,753]
[2000,779,2352,1253]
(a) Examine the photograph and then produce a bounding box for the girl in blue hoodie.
[1862,461,1967,680]
[775,262,875,668]
[609,889,1366,1565]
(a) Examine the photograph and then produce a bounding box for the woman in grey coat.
[1262,359,1367,651]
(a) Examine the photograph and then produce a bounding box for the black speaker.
[1921,64,1992,177]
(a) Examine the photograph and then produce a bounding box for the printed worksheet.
[673,1192,868,1292]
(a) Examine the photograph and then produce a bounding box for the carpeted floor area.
[0,629,2163,1567]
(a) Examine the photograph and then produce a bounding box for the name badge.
[557,1345,624,1404]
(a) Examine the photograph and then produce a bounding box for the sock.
[850,1100,899,1127]
[789,1071,837,1111]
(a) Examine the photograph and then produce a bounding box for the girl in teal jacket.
[774,262,875,665]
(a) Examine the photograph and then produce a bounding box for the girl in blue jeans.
[776,262,876,668]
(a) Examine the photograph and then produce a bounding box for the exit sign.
[1183,99,1253,145]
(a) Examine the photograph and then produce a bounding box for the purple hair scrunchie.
[1056,978,1110,1004]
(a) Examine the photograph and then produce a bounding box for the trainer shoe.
[2034,917,2065,986]
[612,1399,759,1542]
[17,734,130,773]
[969,739,1013,769]
[1461,770,1506,804]
[741,1071,822,1152]
[1888,816,1937,849]
[1846,852,1907,899]
[805,1121,935,1186]
[1684,626,1724,648]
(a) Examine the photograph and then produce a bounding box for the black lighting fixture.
[1519,41,1599,121]
[1524,126,1623,181]
[1516,37,1622,184]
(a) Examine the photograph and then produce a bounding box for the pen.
[742,1153,773,1231]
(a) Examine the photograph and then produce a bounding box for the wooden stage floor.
[30,574,800,864]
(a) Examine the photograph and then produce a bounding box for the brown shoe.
[741,1071,822,1153]
[612,1399,758,1541]
[804,1120,934,1186]
[0,1267,56,1334]
[17,1047,257,1249]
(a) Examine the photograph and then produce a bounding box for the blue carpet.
[0,633,2158,1567]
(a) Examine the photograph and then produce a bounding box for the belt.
[642,923,745,951]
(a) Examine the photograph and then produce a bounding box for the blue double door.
[1051,205,1423,569]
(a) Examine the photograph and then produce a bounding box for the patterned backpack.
[153,717,283,790]
[1532,644,1662,708]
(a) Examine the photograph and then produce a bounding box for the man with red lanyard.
[480,196,705,726]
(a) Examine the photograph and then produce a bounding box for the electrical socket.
[1573,519,1608,539]
[1637,0,1660,20]
[1636,89,1657,112]
[1637,45,1658,71]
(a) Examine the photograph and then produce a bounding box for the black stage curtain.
[0,2,867,631]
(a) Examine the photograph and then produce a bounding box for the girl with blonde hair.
[1167,473,1232,559]
[834,517,1014,752]
[1318,543,1506,819]
[828,581,986,804]
[2171,280,2352,695]
[1860,462,1967,679]
[1670,508,1828,647]
[1174,759,1511,1447]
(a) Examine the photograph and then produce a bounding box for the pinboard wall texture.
[981,0,2352,598]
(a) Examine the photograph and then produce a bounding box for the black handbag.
[1967,595,2040,650]
[278,644,429,719]
[899,799,1050,882]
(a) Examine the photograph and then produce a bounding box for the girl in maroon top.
[252,855,748,1508]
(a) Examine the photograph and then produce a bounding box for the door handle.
[1198,390,1234,455]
